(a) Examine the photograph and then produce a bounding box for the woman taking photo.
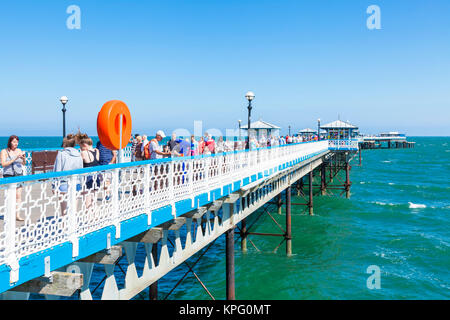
[1,135,26,221]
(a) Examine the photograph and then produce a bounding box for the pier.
[0,138,359,300]
[359,132,415,150]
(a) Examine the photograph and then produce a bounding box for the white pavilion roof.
[321,120,358,129]
[243,119,281,130]
[299,128,317,133]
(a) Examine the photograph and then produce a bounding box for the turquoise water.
[145,137,449,300]
[4,137,449,299]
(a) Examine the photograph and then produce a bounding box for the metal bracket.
[106,233,111,255]
[40,256,53,283]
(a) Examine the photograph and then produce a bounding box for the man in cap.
[149,130,171,159]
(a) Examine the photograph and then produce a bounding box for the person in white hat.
[149,130,170,159]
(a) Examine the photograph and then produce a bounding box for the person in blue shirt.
[96,141,117,166]
[95,141,117,200]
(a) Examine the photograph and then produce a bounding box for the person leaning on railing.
[149,130,171,159]
[0,135,26,221]
[52,134,83,216]
[78,133,102,209]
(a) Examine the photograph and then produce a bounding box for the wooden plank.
[207,200,223,212]
[11,272,83,297]
[125,228,163,244]
[160,217,187,231]
[78,246,122,264]
[224,193,240,204]
[184,207,207,220]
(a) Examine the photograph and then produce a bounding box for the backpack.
[144,143,151,160]
[135,142,143,158]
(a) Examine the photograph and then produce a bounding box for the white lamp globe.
[60,96,69,104]
[245,91,255,101]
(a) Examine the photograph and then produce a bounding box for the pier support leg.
[320,164,326,196]
[241,219,247,252]
[149,243,158,300]
[226,228,235,300]
[345,162,351,199]
[298,178,304,196]
[308,171,314,216]
[285,186,292,256]
[359,148,362,166]
[277,194,282,215]
[329,161,333,182]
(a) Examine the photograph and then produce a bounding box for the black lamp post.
[288,125,291,136]
[245,91,255,150]
[317,118,321,141]
[60,96,69,138]
[238,119,242,142]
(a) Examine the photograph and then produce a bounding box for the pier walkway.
[0,139,358,299]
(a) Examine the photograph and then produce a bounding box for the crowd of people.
[0,131,321,220]
[0,132,119,219]
[128,131,317,162]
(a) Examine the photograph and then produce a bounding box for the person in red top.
[206,138,215,154]
[198,136,205,155]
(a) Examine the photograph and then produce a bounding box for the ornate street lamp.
[60,96,69,138]
[238,119,242,142]
[245,91,255,150]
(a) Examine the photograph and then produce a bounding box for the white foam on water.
[408,202,426,209]
[372,201,395,206]
[388,182,395,185]
[382,160,391,163]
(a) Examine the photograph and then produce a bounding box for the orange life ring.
[97,100,132,150]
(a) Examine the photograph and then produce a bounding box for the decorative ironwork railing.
[328,139,359,151]
[0,141,332,283]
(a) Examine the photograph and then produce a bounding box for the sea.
[1,136,449,300]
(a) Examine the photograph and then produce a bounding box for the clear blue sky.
[1,0,449,136]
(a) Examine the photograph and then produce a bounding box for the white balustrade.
[328,139,359,150]
[0,141,330,276]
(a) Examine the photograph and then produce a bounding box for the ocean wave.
[419,232,450,248]
[382,160,392,163]
[408,202,427,209]
[388,182,395,185]
[372,201,396,207]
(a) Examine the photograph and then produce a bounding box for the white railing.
[19,145,133,176]
[328,139,359,151]
[0,141,329,278]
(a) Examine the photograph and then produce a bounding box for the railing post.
[112,168,121,238]
[188,159,195,207]
[144,164,151,225]
[5,183,19,284]
[68,175,79,257]
[205,157,211,201]
[169,161,176,216]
